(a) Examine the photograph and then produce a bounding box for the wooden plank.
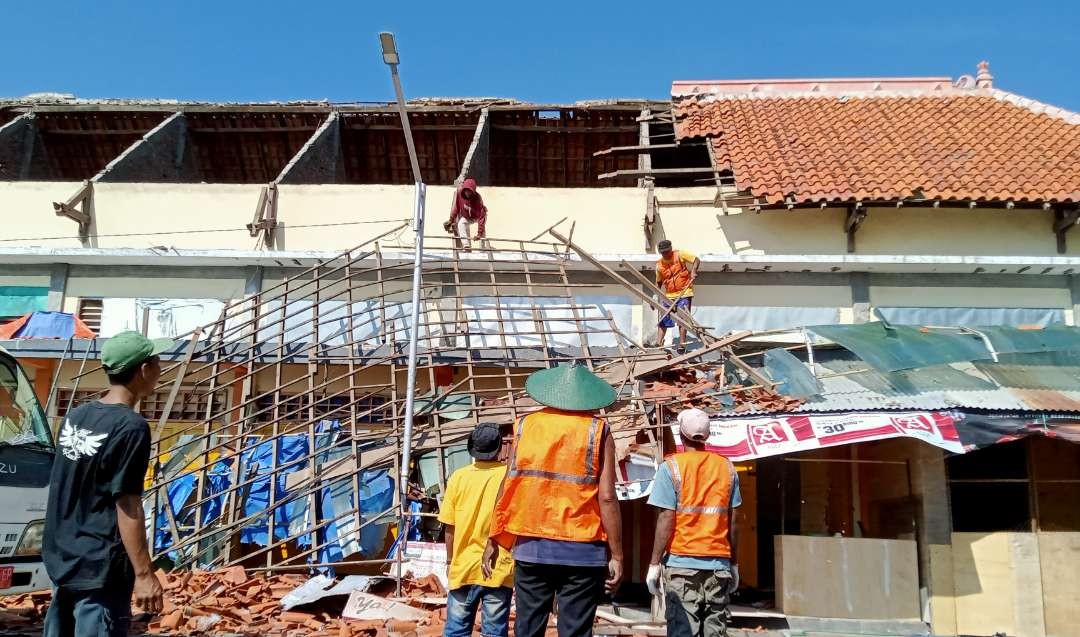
[951,532,1046,637]
[629,331,750,379]
[592,142,682,156]
[1038,532,1080,637]
[775,535,919,620]
[598,167,718,180]
[928,543,957,636]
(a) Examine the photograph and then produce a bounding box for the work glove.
[726,564,740,595]
[442,221,453,233]
[646,563,663,597]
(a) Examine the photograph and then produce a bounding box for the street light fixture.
[379,31,426,584]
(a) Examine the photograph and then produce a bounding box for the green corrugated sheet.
[0,286,48,316]
[976,325,1080,355]
[808,322,991,372]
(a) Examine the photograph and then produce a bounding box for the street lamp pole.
[380,31,426,584]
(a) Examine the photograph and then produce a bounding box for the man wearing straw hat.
[646,408,741,637]
[482,363,624,637]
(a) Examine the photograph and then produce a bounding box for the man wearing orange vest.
[647,408,740,637]
[482,363,624,637]
[654,239,700,353]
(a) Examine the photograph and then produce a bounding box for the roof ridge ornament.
[975,60,994,89]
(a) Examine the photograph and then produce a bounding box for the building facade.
[2,63,1079,635]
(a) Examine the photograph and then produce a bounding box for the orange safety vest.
[490,408,606,548]
[665,450,735,558]
[656,251,692,295]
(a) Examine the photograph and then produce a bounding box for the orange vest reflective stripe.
[666,450,734,558]
[490,409,606,548]
[656,251,691,295]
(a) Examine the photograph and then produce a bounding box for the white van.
[0,346,54,593]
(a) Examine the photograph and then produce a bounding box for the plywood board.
[774,535,919,620]
[734,462,758,587]
[927,544,957,636]
[951,532,1046,637]
[1038,532,1080,637]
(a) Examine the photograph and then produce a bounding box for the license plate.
[0,566,12,589]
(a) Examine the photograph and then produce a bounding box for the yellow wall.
[655,188,848,255]
[651,190,1077,257]
[2,181,1078,258]
[90,182,261,250]
[0,182,86,248]
[857,207,1066,256]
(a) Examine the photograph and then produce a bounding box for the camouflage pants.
[663,567,730,637]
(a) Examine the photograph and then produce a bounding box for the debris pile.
[643,369,803,414]
[0,568,450,637]
[0,588,50,631]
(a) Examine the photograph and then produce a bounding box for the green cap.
[525,362,617,412]
[101,331,175,374]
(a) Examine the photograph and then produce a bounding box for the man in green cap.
[484,363,624,637]
[43,331,174,637]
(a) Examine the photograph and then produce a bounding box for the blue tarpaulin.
[154,421,395,569]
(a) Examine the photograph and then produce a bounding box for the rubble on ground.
[0,568,449,636]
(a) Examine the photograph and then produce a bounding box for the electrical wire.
[0,218,411,244]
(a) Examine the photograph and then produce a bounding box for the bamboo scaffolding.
[63,234,661,575]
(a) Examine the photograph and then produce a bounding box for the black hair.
[106,356,156,386]
[106,365,140,386]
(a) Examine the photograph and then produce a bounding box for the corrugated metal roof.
[715,349,1080,416]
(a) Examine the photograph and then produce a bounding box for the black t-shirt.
[43,401,151,590]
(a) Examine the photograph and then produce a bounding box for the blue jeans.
[445,584,512,637]
[43,585,133,637]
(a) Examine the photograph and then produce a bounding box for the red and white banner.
[673,411,964,460]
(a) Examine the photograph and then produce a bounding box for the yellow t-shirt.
[657,250,698,299]
[437,461,515,589]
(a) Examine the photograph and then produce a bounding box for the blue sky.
[4,0,1078,111]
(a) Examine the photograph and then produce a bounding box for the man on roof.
[482,363,624,637]
[444,177,488,251]
[654,239,700,352]
[646,408,740,637]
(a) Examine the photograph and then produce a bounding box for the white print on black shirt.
[58,419,109,461]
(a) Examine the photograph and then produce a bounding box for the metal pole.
[380,31,426,589]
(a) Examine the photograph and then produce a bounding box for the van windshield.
[0,352,52,448]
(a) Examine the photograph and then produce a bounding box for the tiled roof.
[674,92,1080,205]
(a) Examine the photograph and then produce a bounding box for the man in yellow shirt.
[438,423,514,637]
[654,239,701,352]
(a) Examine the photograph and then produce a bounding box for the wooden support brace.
[1054,206,1080,254]
[845,203,867,253]
[52,180,93,235]
[593,142,683,157]
[598,167,719,181]
[247,182,279,246]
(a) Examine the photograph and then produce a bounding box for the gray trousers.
[664,567,731,637]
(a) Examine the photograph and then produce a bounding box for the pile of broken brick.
[0,567,449,636]
[643,368,803,414]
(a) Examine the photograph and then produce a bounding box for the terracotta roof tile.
[674,94,1080,205]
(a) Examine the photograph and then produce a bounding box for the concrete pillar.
[47,264,69,311]
[851,272,871,323]
[1068,275,1080,326]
